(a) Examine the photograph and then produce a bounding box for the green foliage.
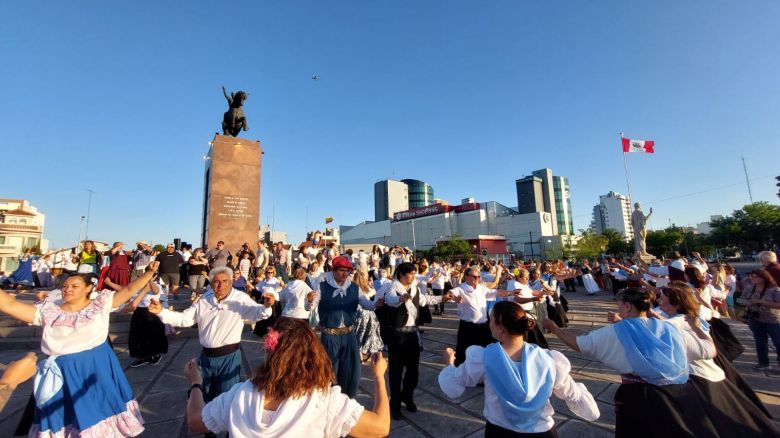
[709,202,780,251]
[646,228,684,257]
[601,228,632,256]
[576,230,608,259]
[422,235,474,261]
[152,244,166,253]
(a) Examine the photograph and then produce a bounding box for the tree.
[421,234,473,261]
[709,202,780,251]
[602,229,632,256]
[153,244,165,254]
[576,230,608,259]
[646,228,684,257]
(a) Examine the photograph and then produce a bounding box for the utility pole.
[741,156,753,203]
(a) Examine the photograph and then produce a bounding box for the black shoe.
[149,355,162,366]
[130,358,148,368]
[403,400,417,412]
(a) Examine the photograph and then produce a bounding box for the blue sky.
[2,1,779,248]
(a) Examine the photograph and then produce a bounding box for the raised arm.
[346,353,390,438]
[542,318,582,352]
[0,290,36,324]
[112,261,160,308]
[222,86,232,103]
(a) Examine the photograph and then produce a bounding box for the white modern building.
[343,200,555,257]
[591,191,633,240]
[696,215,723,235]
[0,199,49,273]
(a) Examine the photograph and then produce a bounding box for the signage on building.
[392,202,483,222]
[393,204,452,221]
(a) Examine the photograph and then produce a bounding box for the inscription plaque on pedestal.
[201,134,262,251]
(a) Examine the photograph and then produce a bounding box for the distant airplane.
[312,74,320,81]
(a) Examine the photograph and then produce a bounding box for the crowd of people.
[1,239,779,437]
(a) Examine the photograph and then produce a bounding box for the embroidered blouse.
[33,290,115,356]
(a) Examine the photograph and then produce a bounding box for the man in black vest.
[381,262,452,419]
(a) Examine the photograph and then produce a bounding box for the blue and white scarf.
[613,318,688,385]
[483,342,556,428]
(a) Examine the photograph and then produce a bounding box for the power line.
[570,174,775,219]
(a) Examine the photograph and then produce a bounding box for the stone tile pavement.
[1,287,778,437]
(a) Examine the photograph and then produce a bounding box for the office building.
[401,179,434,209]
[516,175,545,215]
[514,168,574,235]
[374,180,409,222]
[591,191,633,240]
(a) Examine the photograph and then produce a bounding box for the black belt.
[460,320,488,327]
[202,343,240,357]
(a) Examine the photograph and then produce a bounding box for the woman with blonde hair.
[184,318,390,437]
[354,269,384,362]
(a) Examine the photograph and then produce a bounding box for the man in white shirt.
[149,267,275,403]
[381,262,452,419]
[449,265,514,365]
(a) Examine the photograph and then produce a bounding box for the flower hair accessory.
[263,328,282,353]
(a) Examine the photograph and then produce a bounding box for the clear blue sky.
[2,1,779,249]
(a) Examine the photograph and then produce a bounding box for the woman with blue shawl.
[543,287,723,437]
[438,301,599,437]
[655,284,779,437]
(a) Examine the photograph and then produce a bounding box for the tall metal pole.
[77,215,85,247]
[741,156,753,203]
[620,133,633,204]
[85,189,95,239]
[529,231,535,260]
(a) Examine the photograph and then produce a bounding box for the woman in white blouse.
[183,317,390,438]
[438,300,599,437]
[0,262,160,437]
[543,287,726,437]
[655,285,778,436]
[280,267,313,320]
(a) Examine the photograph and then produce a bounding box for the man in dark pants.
[156,243,184,298]
[448,266,513,365]
[382,262,451,419]
[310,256,376,397]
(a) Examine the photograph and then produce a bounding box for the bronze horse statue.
[222,86,249,137]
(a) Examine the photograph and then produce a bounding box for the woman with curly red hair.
[183,317,390,437]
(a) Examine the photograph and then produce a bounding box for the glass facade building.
[401,179,434,209]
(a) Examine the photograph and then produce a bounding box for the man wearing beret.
[307,255,376,396]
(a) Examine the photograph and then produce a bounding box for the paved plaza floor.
[1,286,779,437]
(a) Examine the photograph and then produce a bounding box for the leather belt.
[395,326,419,333]
[320,325,354,335]
[202,343,240,357]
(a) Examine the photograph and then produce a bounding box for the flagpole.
[621,132,633,204]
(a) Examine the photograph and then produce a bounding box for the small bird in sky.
[312,74,320,81]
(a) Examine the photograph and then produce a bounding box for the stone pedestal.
[201,134,262,252]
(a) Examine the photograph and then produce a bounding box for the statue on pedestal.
[631,202,653,257]
[222,86,249,137]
